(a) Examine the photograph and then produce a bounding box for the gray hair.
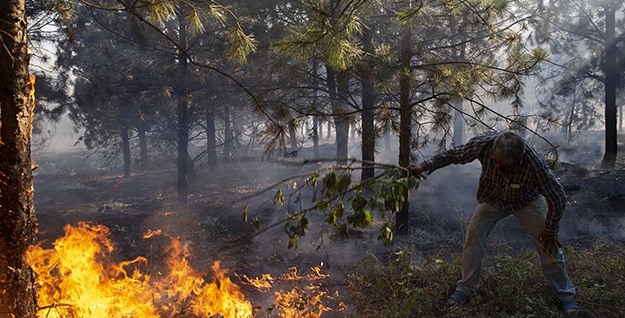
[493,131,525,165]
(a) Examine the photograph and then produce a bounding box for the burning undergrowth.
[26,222,340,318]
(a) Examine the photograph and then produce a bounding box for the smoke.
[30,124,624,315]
[34,114,86,154]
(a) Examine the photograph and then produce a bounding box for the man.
[409,130,579,313]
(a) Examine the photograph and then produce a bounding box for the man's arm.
[528,148,567,234]
[409,133,494,176]
[525,146,567,255]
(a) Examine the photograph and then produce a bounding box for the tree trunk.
[601,5,617,169]
[326,65,349,165]
[223,105,233,157]
[451,15,467,147]
[452,98,465,146]
[326,121,332,139]
[186,151,198,182]
[618,105,623,132]
[397,22,413,234]
[384,131,391,152]
[289,123,298,152]
[138,126,148,169]
[121,127,131,178]
[310,60,321,159]
[562,93,577,143]
[176,11,190,202]
[177,95,190,201]
[312,116,320,158]
[0,0,39,316]
[360,22,376,181]
[336,71,350,164]
[206,109,218,171]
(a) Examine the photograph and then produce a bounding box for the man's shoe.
[561,299,579,314]
[448,290,470,306]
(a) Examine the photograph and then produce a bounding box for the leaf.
[184,8,206,34]
[322,171,338,196]
[325,201,344,226]
[227,28,257,65]
[378,222,395,246]
[347,209,373,228]
[273,189,285,207]
[299,216,309,233]
[241,204,248,222]
[252,216,260,230]
[287,231,300,249]
[337,173,352,192]
[349,194,367,213]
[338,223,349,238]
[314,199,330,211]
[305,172,319,188]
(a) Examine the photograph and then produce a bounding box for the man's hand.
[538,230,561,256]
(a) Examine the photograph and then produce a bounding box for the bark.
[335,71,350,164]
[325,65,349,165]
[562,93,577,143]
[601,5,617,169]
[397,23,413,234]
[384,131,391,152]
[326,121,332,139]
[451,16,467,147]
[618,105,623,132]
[312,116,320,158]
[206,110,217,171]
[452,99,465,146]
[289,123,298,152]
[186,151,198,182]
[360,22,375,181]
[0,0,39,316]
[223,105,233,157]
[176,11,190,202]
[310,58,321,159]
[138,126,148,169]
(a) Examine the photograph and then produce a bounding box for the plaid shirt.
[424,131,566,234]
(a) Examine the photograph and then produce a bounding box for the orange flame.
[25,222,253,318]
[272,267,332,318]
[241,266,334,317]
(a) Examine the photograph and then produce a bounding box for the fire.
[25,222,343,317]
[25,222,253,318]
[241,266,334,317]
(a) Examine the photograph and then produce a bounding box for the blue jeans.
[456,196,576,301]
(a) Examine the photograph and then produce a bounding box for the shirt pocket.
[502,179,524,201]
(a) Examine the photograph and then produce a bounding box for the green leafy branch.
[243,161,421,248]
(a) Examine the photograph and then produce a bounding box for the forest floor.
[31,135,625,317]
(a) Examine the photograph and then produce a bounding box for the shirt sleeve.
[424,134,490,172]
[531,152,567,234]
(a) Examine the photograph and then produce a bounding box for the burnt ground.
[31,138,625,316]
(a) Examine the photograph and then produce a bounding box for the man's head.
[492,130,525,171]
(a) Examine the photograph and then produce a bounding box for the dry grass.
[346,244,625,317]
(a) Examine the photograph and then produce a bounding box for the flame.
[26,222,343,317]
[25,222,253,318]
[273,267,332,318]
[241,266,334,317]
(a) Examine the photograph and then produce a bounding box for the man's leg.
[513,197,576,301]
[456,201,509,296]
